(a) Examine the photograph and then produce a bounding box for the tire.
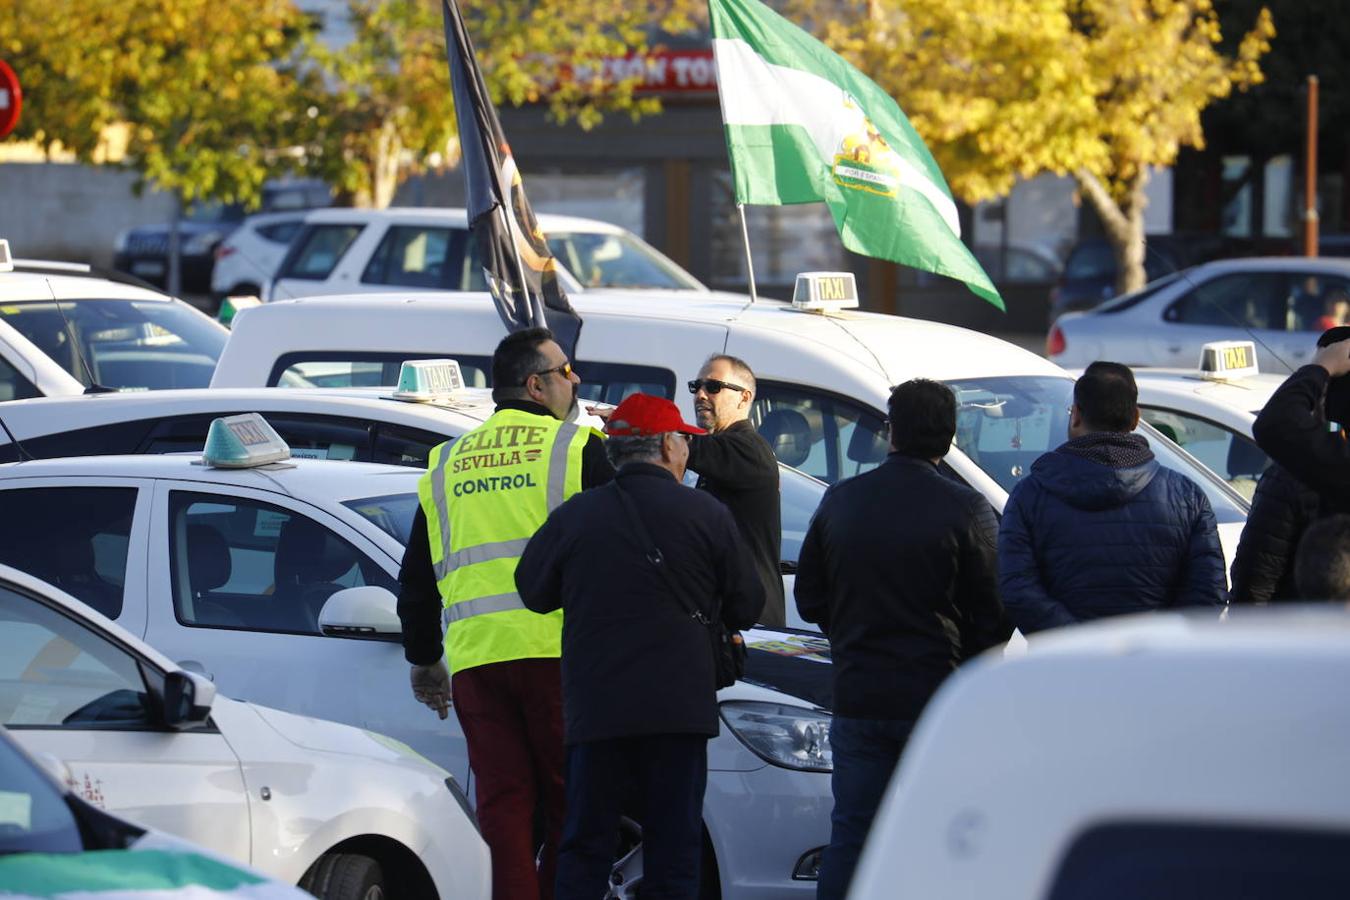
[299,853,385,900]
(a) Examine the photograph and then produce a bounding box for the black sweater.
[687,419,785,627]
[795,454,1010,721]
[396,401,613,666]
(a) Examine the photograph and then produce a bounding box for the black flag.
[441,0,582,359]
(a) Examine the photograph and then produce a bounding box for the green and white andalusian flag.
[709,0,1004,310]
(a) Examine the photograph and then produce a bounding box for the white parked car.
[264,207,722,302]
[211,211,309,303]
[211,289,1253,565]
[0,442,834,899]
[0,240,228,398]
[1047,256,1350,374]
[849,608,1350,899]
[0,563,489,899]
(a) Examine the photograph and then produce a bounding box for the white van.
[211,290,1251,557]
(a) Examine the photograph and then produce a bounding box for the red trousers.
[453,658,565,900]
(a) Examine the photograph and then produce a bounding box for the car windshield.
[0,726,84,855]
[0,299,227,390]
[1095,272,1185,315]
[547,231,704,291]
[343,492,421,544]
[944,375,1249,523]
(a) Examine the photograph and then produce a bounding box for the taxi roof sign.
[0,240,12,273]
[1198,340,1259,381]
[202,413,291,468]
[391,358,464,402]
[791,272,859,313]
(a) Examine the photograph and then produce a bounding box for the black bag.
[612,481,746,689]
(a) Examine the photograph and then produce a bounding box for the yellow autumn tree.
[793,0,1275,294]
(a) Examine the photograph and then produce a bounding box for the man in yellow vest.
[397,328,612,900]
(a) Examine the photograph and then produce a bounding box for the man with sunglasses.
[396,327,613,900]
[687,354,785,627]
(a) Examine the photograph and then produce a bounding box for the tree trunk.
[1075,168,1150,297]
[356,119,404,209]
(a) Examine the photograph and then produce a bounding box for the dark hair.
[1316,325,1350,348]
[702,354,757,394]
[1073,361,1138,432]
[1294,514,1350,601]
[888,379,956,459]
[492,327,554,395]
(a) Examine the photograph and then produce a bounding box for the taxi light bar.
[202,413,291,468]
[0,239,12,273]
[392,359,465,402]
[791,272,859,312]
[1198,340,1259,381]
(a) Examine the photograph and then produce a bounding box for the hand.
[1314,339,1350,378]
[410,661,452,720]
[586,405,613,422]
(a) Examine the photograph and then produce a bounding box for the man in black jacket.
[795,379,1011,900]
[687,354,785,626]
[516,392,763,900]
[1252,327,1350,510]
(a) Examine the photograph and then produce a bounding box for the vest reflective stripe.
[443,591,527,625]
[548,422,579,511]
[436,537,532,576]
[428,447,455,581]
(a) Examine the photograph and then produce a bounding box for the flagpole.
[737,203,758,306]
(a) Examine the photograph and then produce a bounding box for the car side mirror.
[163,670,215,729]
[318,586,402,641]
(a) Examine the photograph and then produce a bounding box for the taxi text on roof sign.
[1198,340,1259,381]
[392,359,465,402]
[791,271,859,313]
[202,413,292,468]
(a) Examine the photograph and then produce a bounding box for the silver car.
[1047,256,1350,374]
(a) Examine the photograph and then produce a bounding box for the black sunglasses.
[688,378,747,396]
[526,361,573,384]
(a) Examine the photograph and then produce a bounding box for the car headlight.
[184,230,224,256]
[720,701,832,772]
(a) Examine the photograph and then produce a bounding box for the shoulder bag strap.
[611,479,712,626]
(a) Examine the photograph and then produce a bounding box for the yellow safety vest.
[417,408,596,675]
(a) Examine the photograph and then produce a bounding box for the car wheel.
[604,818,721,900]
[299,852,385,900]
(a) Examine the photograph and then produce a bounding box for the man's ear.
[523,374,542,403]
[1129,406,1141,431]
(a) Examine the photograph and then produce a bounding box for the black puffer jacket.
[1229,465,1321,604]
[998,432,1227,632]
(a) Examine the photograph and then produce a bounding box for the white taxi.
[0,418,835,900]
[849,607,1350,899]
[1128,341,1285,500]
[211,277,1253,563]
[0,562,489,899]
[0,240,229,399]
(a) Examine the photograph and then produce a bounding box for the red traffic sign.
[0,60,22,139]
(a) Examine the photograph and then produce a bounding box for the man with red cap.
[516,393,764,900]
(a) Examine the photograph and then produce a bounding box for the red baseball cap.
[605,393,707,436]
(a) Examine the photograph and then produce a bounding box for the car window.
[0,354,40,402]
[1140,407,1269,500]
[0,300,226,391]
[0,488,136,620]
[0,584,154,730]
[168,492,397,635]
[0,714,85,853]
[1096,272,1184,315]
[545,231,703,290]
[270,352,491,389]
[1048,821,1350,900]
[362,226,469,289]
[1289,273,1350,333]
[343,492,422,545]
[573,361,675,405]
[372,423,448,467]
[283,224,363,280]
[1164,273,1291,330]
[256,221,303,244]
[1064,242,1115,280]
[779,467,825,571]
[752,383,887,484]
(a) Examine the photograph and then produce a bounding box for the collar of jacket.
[494,398,556,418]
[883,452,941,472]
[616,462,678,482]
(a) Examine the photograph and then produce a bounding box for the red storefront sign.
[571,50,718,95]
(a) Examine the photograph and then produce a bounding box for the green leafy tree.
[792,0,1274,294]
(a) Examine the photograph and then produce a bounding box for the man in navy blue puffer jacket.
[998,361,1227,632]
